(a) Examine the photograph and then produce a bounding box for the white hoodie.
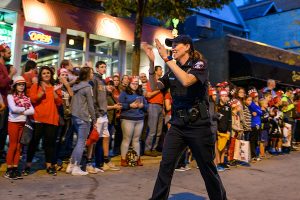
[7,94,34,122]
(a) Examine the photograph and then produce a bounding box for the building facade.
[0,0,172,76]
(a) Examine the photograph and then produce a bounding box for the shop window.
[66,29,85,51]
[21,44,59,68]
[64,50,84,67]
[89,54,119,77]
[89,34,119,56]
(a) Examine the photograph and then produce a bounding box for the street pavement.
[0,151,300,200]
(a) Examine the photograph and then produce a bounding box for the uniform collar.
[177,58,194,68]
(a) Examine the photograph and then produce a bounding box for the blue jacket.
[119,91,148,121]
[248,101,262,128]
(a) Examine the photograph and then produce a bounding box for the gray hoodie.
[92,73,107,118]
[71,81,96,123]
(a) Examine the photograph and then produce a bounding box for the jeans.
[145,104,163,151]
[0,108,8,154]
[121,119,144,159]
[70,116,91,165]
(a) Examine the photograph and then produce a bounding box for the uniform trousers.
[150,124,227,200]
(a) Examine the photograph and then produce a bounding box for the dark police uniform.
[150,59,227,200]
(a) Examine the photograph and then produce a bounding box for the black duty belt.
[175,102,209,123]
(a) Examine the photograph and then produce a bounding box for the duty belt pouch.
[188,107,199,122]
[198,102,209,119]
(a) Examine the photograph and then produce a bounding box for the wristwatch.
[163,56,173,63]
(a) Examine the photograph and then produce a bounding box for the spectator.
[112,75,123,155]
[144,66,164,157]
[24,66,62,176]
[22,60,38,96]
[120,75,129,91]
[262,79,276,98]
[5,76,34,180]
[66,67,96,176]
[0,43,16,159]
[119,77,148,167]
[248,89,262,161]
[60,59,77,86]
[92,61,120,172]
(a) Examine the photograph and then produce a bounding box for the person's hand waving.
[155,39,168,59]
[141,42,155,63]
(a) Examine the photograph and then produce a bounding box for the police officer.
[142,35,227,200]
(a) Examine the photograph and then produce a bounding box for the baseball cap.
[165,35,194,51]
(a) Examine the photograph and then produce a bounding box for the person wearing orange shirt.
[144,65,164,157]
[24,66,62,176]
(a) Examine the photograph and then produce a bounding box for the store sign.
[28,30,53,45]
[0,24,13,43]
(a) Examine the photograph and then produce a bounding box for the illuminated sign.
[28,30,53,45]
[23,27,59,46]
[0,24,13,43]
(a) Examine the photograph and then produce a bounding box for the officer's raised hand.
[154,39,168,59]
[141,42,155,63]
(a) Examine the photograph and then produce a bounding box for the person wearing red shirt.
[24,66,62,176]
[144,65,164,157]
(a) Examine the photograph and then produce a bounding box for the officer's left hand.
[155,39,168,58]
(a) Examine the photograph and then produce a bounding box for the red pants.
[6,121,25,166]
[228,137,236,161]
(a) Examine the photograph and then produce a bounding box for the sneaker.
[184,165,191,171]
[220,163,230,170]
[47,166,57,176]
[71,166,88,176]
[4,169,17,180]
[144,150,158,157]
[102,162,120,171]
[216,166,225,172]
[14,169,23,179]
[86,164,98,174]
[22,167,31,176]
[175,167,188,172]
[152,150,162,156]
[66,163,75,174]
[94,167,104,173]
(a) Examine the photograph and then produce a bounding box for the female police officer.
[142,35,227,200]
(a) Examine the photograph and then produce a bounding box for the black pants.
[250,127,259,158]
[0,108,8,154]
[150,125,227,200]
[27,123,58,164]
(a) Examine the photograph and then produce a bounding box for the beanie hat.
[229,98,240,108]
[105,77,113,85]
[58,68,68,77]
[220,89,228,96]
[209,87,217,96]
[248,89,258,98]
[0,43,9,51]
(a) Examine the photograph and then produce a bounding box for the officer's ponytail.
[190,50,206,63]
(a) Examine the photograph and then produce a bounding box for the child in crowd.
[259,98,271,158]
[5,76,34,180]
[216,89,231,171]
[248,89,262,161]
[228,99,243,165]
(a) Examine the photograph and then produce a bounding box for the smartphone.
[136,96,142,104]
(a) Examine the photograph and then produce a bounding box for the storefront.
[0,0,172,77]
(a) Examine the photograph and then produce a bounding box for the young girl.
[66,67,96,176]
[119,77,147,167]
[259,98,271,158]
[25,66,62,176]
[5,76,34,180]
[228,99,243,165]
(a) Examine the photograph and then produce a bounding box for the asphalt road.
[0,151,300,200]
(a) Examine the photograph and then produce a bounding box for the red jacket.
[0,61,11,105]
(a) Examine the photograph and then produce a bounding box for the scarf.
[13,93,31,109]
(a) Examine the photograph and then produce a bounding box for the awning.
[229,51,300,87]
[22,0,172,44]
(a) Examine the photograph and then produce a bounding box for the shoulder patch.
[193,61,205,70]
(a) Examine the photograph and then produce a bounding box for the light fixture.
[69,39,75,45]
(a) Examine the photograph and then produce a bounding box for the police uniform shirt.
[159,58,208,111]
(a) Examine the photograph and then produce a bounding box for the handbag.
[20,118,34,145]
[233,139,251,163]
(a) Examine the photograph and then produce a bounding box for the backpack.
[126,147,138,167]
